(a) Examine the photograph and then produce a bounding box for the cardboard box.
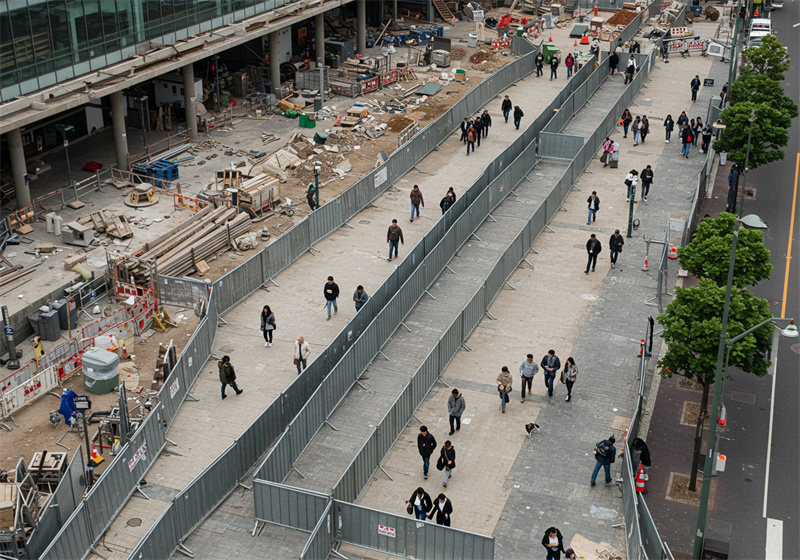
[0,500,13,528]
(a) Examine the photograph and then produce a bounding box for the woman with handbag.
[438,441,456,488]
[406,487,432,521]
[496,366,513,413]
[260,305,276,347]
[561,357,578,402]
[294,336,310,374]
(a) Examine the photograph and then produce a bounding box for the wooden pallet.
[433,0,456,22]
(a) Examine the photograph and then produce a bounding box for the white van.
[749,18,773,34]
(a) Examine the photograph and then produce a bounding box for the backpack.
[594,440,611,457]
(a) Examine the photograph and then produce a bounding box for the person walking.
[417,426,437,479]
[407,487,433,521]
[601,137,612,167]
[387,219,404,261]
[640,165,654,201]
[586,191,600,225]
[519,353,539,403]
[693,117,703,146]
[542,527,566,560]
[496,366,513,413]
[624,55,636,85]
[460,117,470,143]
[324,276,339,320]
[590,435,617,486]
[620,109,632,138]
[466,125,476,155]
[410,184,424,222]
[440,188,456,214]
[294,336,310,374]
[584,234,602,274]
[676,111,689,129]
[481,110,491,138]
[502,95,512,123]
[690,74,701,102]
[561,357,578,402]
[632,116,641,145]
[633,438,651,492]
[218,356,242,399]
[565,53,574,78]
[625,169,638,201]
[609,51,619,76]
[663,114,674,143]
[447,388,465,435]
[701,124,713,153]
[473,117,483,147]
[260,305,276,347]
[353,285,369,311]
[428,494,453,526]
[640,115,650,143]
[680,123,692,158]
[540,350,561,397]
[550,54,559,80]
[513,106,524,130]
[439,441,456,487]
[306,186,316,211]
[535,52,544,77]
[726,164,740,213]
[608,229,624,269]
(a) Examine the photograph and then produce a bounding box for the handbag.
[600,152,608,163]
[624,179,633,187]
[407,503,414,515]
[436,456,446,471]
[293,357,299,365]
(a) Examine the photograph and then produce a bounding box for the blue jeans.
[389,240,399,259]
[503,109,510,122]
[466,140,474,154]
[326,299,338,317]
[567,65,573,77]
[681,142,690,157]
[544,374,555,396]
[499,390,509,410]
[588,208,596,223]
[221,381,240,398]
[633,129,640,145]
[444,467,452,485]
[422,456,430,476]
[411,203,420,220]
[623,123,630,136]
[514,118,521,130]
[565,380,574,399]
[414,505,427,520]
[591,460,612,484]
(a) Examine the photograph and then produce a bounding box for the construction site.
[0,0,729,555]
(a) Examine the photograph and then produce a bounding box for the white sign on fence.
[128,439,148,472]
[374,167,388,189]
[169,378,180,398]
[378,524,396,538]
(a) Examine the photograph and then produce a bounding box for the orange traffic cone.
[668,245,678,259]
[91,447,104,465]
[548,34,553,42]
[642,256,649,271]
[638,339,645,357]
[635,464,647,493]
[122,342,129,359]
[574,39,578,46]
[335,115,341,126]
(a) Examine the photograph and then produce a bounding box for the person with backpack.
[680,124,693,158]
[218,356,243,399]
[590,435,617,486]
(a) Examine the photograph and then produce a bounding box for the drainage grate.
[359,220,370,225]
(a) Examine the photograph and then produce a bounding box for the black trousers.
[262,329,273,343]
[610,249,620,264]
[449,414,461,432]
[586,253,598,272]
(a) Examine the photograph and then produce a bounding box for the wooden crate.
[29,452,67,491]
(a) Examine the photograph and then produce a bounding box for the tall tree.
[728,73,798,120]
[657,279,773,489]
[740,34,791,82]
[679,213,773,288]
[712,102,791,169]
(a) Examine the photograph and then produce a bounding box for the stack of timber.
[119,205,252,280]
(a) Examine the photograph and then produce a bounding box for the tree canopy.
[713,102,791,169]
[657,279,773,386]
[679,213,773,288]
[729,73,798,120]
[741,34,791,82]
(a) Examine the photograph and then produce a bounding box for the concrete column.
[182,64,198,138]
[110,92,129,170]
[7,128,31,209]
[315,14,325,63]
[269,31,281,96]
[357,0,367,55]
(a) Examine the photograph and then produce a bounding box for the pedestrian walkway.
[91,57,568,558]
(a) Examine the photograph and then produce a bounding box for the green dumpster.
[542,43,562,64]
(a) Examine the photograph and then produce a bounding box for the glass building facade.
[0,0,290,102]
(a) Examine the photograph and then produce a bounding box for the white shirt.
[438,500,446,512]
[549,536,559,549]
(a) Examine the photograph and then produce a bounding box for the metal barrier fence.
[300,501,334,560]
[158,276,209,309]
[24,446,86,559]
[539,132,586,159]
[682,148,714,247]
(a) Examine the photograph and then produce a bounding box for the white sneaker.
[268,342,271,347]
[265,342,268,347]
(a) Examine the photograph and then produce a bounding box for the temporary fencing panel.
[300,501,334,560]
[129,503,179,560]
[253,480,330,531]
[539,133,585,159]
[336,501,494,560]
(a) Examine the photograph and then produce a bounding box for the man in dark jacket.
[472,116,483,147]
[481,110,491,138]
[218,356,242,399]
[447,389,466,435]
[460,117,470,142]
[726,164,739,213]
[633,438,651,481]
[428,493,453,526]
[542,527,565,560]
[590,435,617,486]
[387,219,404,262]
[417,425,437,479]
[690,75,701,102]
[587,191,600,225]
[608,230,625,269]
[585,234,602,274]
[550,55,559,80]
[609,51,619,76]
[410,184,424,222]
[640,165,654,201]
[501,96,512,123]
[324,276,340,320]
[540,350,561,397]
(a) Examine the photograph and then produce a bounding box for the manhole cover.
[127,518,142,527]
[359,220,370,225]
[791,343,800,354]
